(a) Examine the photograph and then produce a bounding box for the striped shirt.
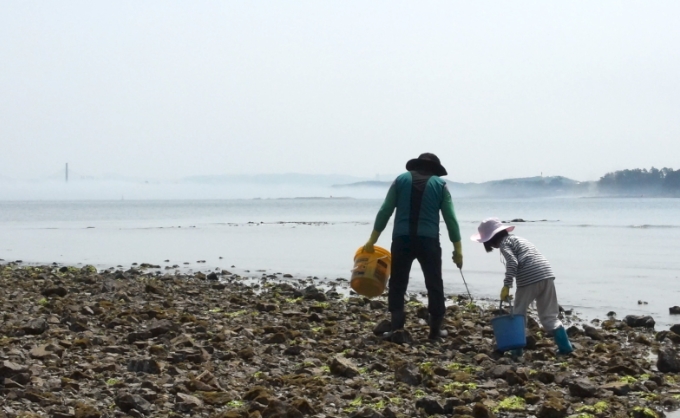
[500,235,554,288]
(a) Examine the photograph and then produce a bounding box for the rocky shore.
[1,263,680,418]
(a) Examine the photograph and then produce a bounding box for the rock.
[566,325,583,337]
[536,371,555,384]
[207,272,219,281]
[583,324,604,340]
[291,399,316,415]
[302,286,327,302]
[488,365,513,379]
[657,347,680,373]
[415,397,444,415]
[329,356,360,378]
[127,331,152,344]
[128,358,162,374]
[175,393,203,412]
[350,408,382,418]
[670,324,680,335]
[388,329,413,344]
[624,315,655,329]
[196,391,232,406]
[42,286,68,297]
[394,363,421,386]
[75,402,102,418]
[670,306,680,315]
[23,317,49,335]
[263,332,287,344]
[148,319,176,337]
[472,402,496,418]
[372,319,391,336]
[601,381,631,396]
[30,344,63,359]
[568,378,598,398]
[369,300,386,310]
[262,399,303,418]
[537,398,567,418]
[0,360,29,377]
[115,393,152,414]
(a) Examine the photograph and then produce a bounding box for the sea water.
[0,198,679,328]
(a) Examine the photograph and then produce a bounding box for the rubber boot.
[553,326,574,354]
[428,315,448,340]
[510,348,524,358]
[382,310,406,340]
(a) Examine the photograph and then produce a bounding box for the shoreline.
[1,263,680,417]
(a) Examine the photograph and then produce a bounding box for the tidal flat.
[1,263,679,418]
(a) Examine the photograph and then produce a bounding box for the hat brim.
[405,159,447,176]
[470,225,515,243]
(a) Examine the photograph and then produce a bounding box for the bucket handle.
[499,299,515,318]
[351,255,388,272]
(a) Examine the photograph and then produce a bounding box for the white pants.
[513,278,563,332]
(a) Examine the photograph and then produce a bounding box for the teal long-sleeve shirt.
[373,171,461,243]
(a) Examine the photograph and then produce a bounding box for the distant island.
[332,168,680,198]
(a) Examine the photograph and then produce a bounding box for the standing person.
[363,153,463,340]
[471,218,573,354]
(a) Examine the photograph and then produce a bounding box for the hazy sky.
[1,1,679,183]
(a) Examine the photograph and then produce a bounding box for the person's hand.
[452,241,463,268]
[500,286,511,302]
[363,230,380,253]
[452,251,463,268]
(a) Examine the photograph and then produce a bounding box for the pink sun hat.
[470,217,515,243]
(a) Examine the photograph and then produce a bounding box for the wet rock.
[0,360,29,377]
[207,272,219,281]
[261,399,303,418]
[583,324,604,340]
[42,286,68,297]
[536,371,555,384]
[23,317,49,335]
[75,402,102,418]
[415,397,444,415]
[175,393,203,412]
[350,408,383,418]
[291,399,316,415]
[624,315,655,329]
[115,393,152,414]
[30,343,63,359]
[263,332,287,344]
[394,362,421,386]
[373,319,391,336]
[670,324,680,335]
[670,306,680,315]
[128,358,162,374]
[302,286,327,302]
[388,329,413,344]
[568,378,597,398]
[148,319,176,337]
[369,300,386,310]
[329,356,360,378]
[601,381,631,395]
[537,398,567,418]
[472,403,496,418]
[127,331,152,344]
[658,347,680,373]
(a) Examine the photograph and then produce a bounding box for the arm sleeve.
[373,182,397,233]
[500,241,517,288]
[440,186,461,243]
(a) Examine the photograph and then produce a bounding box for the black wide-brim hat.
[406,153,447,177]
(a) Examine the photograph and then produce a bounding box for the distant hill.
[182,173,365,187]
[332,175,593,198]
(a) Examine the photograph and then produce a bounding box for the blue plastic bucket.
[491,313,526,351]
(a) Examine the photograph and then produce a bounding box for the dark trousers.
[388,236,445,319]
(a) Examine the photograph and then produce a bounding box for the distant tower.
[65,163,69,183]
